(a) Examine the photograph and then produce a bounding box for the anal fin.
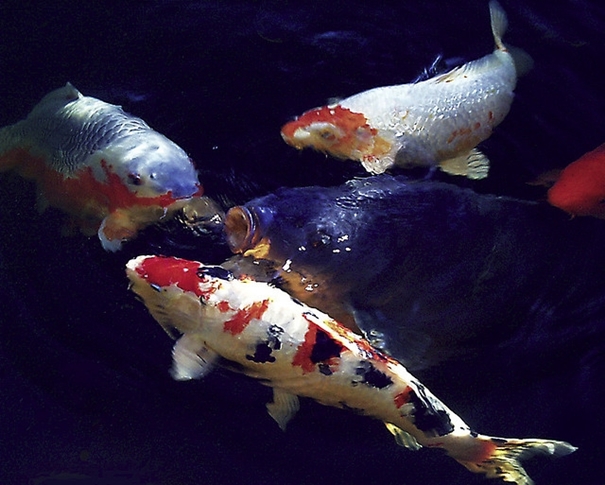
[171,334,218,381]
[266,388,300,431]
[384,422,422,451]
[439,148,490,180]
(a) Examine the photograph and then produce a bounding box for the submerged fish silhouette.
[223,175,605,370]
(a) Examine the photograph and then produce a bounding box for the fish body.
[547,142,605,218]
[224,174,584,369]
[281,1,517,179]
[0,83,203,251]
[126,254,576,485]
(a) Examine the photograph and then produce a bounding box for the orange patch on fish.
[281,105,392,161]
[292,317,319,374]
[0,146,202,237]
[393,386,413,409]
[223,299,270,335]
[547,142,605,218]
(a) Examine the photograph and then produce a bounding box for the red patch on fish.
[135,256,204,295]
[394,386,413,409]
[547,142,605,218]
[223,299,270,335]
[282,106,393,160]
[0,147,202,232]
[282,105,373,140]
[292,317,319,374]
[217,300,231,313]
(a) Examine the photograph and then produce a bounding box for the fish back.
[14,86,152,175]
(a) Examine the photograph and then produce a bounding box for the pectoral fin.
[439,148,489,180]
[266,388,300,430]
[98,210,139,251]
[171,334,218,381]
[384,422,422,451]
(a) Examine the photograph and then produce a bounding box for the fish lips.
[224,205,274,253]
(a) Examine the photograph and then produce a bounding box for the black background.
[1,1,604,484]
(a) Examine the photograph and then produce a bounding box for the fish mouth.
[224,206,264,253]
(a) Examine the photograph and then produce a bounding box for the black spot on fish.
[407,383,454,437]
[310,329,342,363]
[354,361,393,389]
[197,266,233,281]
[267,325,283,350]
[247,342,276,363]
[246,325,284,363]
[470,430,478,438]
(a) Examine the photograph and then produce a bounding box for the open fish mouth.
[224,205,264,253]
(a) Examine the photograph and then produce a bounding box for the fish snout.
[224,206,265,253]
[281,122,310,149]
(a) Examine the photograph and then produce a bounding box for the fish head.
[126,255,234,335]
[112,132,202,201]
[547,144,605,218]
[223,183,379,329]
[281,105,384,161]
[92,133,204,250]
[224,189,346,266]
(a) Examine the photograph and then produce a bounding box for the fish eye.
[319,129,337,141]
[127,172,143,185]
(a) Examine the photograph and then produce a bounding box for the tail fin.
[489,0,534,76]
[489,0,508,51]
[458,437,577,485]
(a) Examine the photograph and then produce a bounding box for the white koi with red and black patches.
[0,83,203,251]
[126,255,576,485]
[281,1,520,179]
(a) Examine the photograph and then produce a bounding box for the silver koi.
[281,1,521,179]
[0,83,203,251]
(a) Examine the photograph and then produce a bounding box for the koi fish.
[223,174,592,370]
[0,83,203,251]
[281,1,518,179]
[126,254,576,485]
[547,142,605,218]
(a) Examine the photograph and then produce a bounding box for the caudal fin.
[458,437,577,485]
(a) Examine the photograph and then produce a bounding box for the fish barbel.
[0,83,203,251]
[126,254,576,485]
[281,1,519,179]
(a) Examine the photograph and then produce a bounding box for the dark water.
[1,1,604,484]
